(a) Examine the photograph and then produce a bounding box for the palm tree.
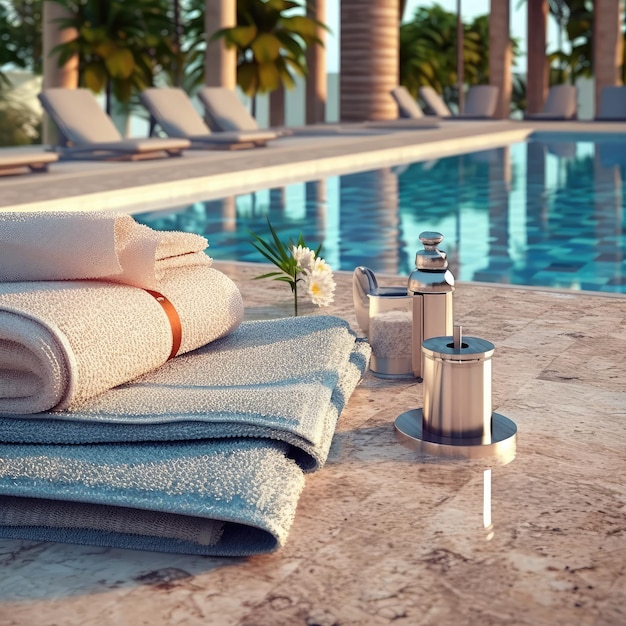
[0,0,44,145]
[49,0,179,114]
[536,0,593,85]
[210,0,325,115]
[399,4,481,110]
[0,0,43,74]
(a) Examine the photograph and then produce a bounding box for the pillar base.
[394,409,517,464]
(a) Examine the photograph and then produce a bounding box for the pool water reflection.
[134,136,626,294]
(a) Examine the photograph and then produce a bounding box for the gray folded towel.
[0,316,371,555]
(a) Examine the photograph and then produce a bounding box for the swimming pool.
[134,134,626,294]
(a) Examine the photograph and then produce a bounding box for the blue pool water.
[134,134,626,294]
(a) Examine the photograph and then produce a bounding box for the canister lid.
[422,335,495,360]
[408,231,455,294]
[414,231,449,271]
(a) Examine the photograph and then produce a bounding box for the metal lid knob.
[408,231,455,294]
[414,231,449,271]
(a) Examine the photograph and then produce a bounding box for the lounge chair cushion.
[596,86,626,120]
[526,84,577,120]
[419,86,452,117]
[141,87,213,137]
[419,85,498,119]
[463,85,498,118]
[141,88,279,146]
[197,87,260,132]
[38,88,190,156]
[39,88,123,143]
[390,86,425,119]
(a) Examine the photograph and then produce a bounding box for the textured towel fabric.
[0,316,371,556]
[0,266,244,414]
[0,316,371,471]
[0,439,305,556]
[0,212,211,290]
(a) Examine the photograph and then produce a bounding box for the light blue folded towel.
[0,315,370,556]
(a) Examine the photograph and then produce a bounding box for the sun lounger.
[196,86,295,136]
[420,85,499,119]
[140,87,279,148]
[38,88,190,160]
[391,86,427,119]
[525,85,577,120]
[362,86,438,130]
[196,86,439,135]
[0,147,58,174]
[197,86,262,132]
[419,86,453,117]
[595,85,626,121]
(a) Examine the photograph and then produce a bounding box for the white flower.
[303,267,336,307]
[312,256,333,274]
[291,245,316,272]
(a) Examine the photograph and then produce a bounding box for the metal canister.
[367,292,414,378]
[421,326,494,440]
[353,266,415,379]
[408,231,455,379]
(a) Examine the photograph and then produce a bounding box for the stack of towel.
[0,212,370,555]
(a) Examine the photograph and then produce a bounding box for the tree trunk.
[340,0,400,122]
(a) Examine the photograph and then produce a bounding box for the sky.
[323,0,562,75]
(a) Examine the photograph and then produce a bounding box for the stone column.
[306,0,327,124]
[593,0,624,115]
[204,0,236,88]
[42,1,78,144]
[340,0,399,121]
[526,0,549,115]
[489,0,511,119]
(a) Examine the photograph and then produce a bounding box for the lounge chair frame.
[38,88,189,161]
[140,87,279,150]
[419,85,499,120]
[525,85,578,121]
[0,147,59,175]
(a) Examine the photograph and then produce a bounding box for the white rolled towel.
[0,211,212,289]
[0,212,243,414]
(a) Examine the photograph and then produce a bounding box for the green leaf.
[257,61,281,93]
[237,62,259,96]
[227,24,258,48]
[83,62,108,93]
[105,47,135,79]
[280,15,320,40]
[253,271,287,280]
[251,33,282,63]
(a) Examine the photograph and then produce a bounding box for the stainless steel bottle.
[408,231,455,379]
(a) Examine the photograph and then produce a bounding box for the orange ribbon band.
[146,290,182,360]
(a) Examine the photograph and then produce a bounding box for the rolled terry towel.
[0,211,212,290]
[0,265,243,414]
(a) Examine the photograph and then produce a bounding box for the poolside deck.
[0,120,625,625]
[1,118,625,213]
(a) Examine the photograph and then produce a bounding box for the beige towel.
[0,266,243,414]
[0,212,243,414]
[0,211,211,290]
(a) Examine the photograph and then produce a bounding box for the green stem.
[294,277,298,317]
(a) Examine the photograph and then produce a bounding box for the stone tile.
[0,127,625,625]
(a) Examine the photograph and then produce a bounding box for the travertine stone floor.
[0,262,624,626]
